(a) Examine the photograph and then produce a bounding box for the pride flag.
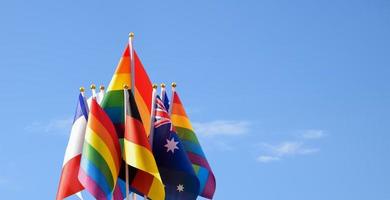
[101,45,153,138]
[78,99,122,199]
[123,88,165,200]
[170,90,216,199]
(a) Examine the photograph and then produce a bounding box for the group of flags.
[56,38,216,200]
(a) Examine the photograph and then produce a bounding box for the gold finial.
[129,32,134,38]
[100,85,105,90]
[90,84,96,89]
[171,82,177,88]
[79,87,85,92]
[152,84,158,89]
[160,83,166,88]
[123,84,129,89]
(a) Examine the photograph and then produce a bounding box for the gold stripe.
[147,177,165,200]
[171,114,193,130]
[85,127,118,178]
[107,73,131,91]
[123,140,160,178]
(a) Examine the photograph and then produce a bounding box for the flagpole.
[90,84,97,98]
[123,85,130,200]
[160,83,166,98]
[129,32,135,93]
[148,84,158,147]
[169,82,177,115]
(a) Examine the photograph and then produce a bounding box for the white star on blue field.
[1,0,390,199]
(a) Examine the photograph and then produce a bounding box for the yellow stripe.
[107,73,131,91]
[134,89,151,136]
[123,140,160,179]
[85,127,118,178]
[147,177,165,200]
[171,114,193,130]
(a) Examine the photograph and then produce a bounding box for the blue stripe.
[196,166,209,193]
[80,156,112,197]
[73,93,89,123]
[181,140,205,157]
[103,107,124,123]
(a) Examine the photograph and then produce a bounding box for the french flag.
[56,91,89,200]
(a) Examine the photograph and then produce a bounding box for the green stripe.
[192,164,200,173]
[83,142,115,188]
[175,126,200,144]
[101,90,124,108]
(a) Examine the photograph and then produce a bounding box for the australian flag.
[152,96,200,200]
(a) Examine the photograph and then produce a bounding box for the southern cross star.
[164,137,179,153]
[177,184,184,192]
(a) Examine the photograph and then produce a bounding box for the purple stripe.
[78,167,108,200]
[202,171,216,199]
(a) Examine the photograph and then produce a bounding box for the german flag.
[123,88,165,200]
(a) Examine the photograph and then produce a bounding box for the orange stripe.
[114,57,131,74]
[171,103,187,117]
[135,88,151,136]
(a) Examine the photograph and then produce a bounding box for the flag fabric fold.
[170,91,216,199]
[78,98,122,200]
[56,92,89,200]
[152,96,200,200]
[123,89,165,200]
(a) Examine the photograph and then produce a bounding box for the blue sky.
[1,0,390,199]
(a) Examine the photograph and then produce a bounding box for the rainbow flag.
[101,45,153,138]
[101,45,131,137]
[78,99,122,199]
[170,91,216,199]
[123,89,165,200]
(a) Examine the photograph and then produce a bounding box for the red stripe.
[125,116,151,150]
[134,51,152,112]
[172,92,183,104]
[56,155,83,200]
[130,170,154,195]
[187,152,211,170]
[122,45,130,57]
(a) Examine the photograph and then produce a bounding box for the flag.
[123,89,165,200]
[133,51,153,136]
[170,91,216,199]
[100,45,153,138]
[56,92,88,200]
[152,96,200,200]
[160,86,170,111]
[100,45,131,137]
[78,98,122,199]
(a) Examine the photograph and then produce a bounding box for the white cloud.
[257,141,320,163]
[25,117,73,135]
[257,156,280,163]
[264,142,319,156]
[192,120,250,137]
[300,129,326,140]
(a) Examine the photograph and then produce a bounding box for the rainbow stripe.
[101,46,153,138]
[171,91,216,199]
[79,99,122,199]
[101,45,131,138]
